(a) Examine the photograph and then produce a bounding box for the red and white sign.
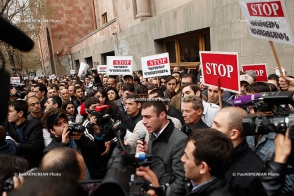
[10,77,20,84]
[200,51,240,93]
[70,70,75,75]
[238,0,294,45]
[141,53,171,78]
[97,65,107,74]
[107,56,133,75]
[242,63,268,82]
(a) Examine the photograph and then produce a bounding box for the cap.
[240,75,254,84]
[123,75,133,80]
[0,17,34,52]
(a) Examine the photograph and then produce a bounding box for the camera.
[87,105,121,134]
[240,91,294,139]
[2,168,37,192]
[68,122,87,135]
[10,83,27,99]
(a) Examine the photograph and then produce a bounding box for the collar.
[191,177,217,192]
[151,120,174,142]
[131,110,141,119]
[202,100,208,115]
[188,119,203,130]
[153,121,169,138]
[232,139,249,162]
[13,120,27,129]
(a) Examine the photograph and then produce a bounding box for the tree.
[0,0,53,76]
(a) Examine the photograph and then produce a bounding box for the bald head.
[41,147,86,181]
[219,106,247,135]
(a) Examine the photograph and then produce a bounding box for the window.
[102,12,108,24]
[164,28,210,68]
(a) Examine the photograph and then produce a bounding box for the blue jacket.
[0,139,17,155]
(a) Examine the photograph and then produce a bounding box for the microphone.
[139,130,146,145]
[113,124,127,140]
[0,17,34,52]
[136,130,147,160]
[232,93,262,108]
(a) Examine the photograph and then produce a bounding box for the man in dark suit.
[181,95,208,136]
[136,100,187,196]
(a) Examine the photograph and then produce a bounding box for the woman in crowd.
[62,101,78,122]
[106,86,120,101]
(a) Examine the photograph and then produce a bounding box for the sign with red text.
[70,70,75,75]
[107,56,133,75]
[242,63,268,82]
[238,0,294,45]
[97,65,107,74]
[141,53,171,78]
[10,77,20,84]
[200,51,240,93]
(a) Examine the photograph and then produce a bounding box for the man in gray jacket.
[136,100,187,196]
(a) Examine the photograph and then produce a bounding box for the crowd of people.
[0,66,293,196]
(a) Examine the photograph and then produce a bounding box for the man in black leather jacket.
[42,108,104,180]
[211,107,265,196]
[260,128,292,196]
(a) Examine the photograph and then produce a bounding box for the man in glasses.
[1,100,44,168]
[26,96,43,121]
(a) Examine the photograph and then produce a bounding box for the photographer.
[42,108,103,180]
[260,128,292,196]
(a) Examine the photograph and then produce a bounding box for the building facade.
[41,0,294,76]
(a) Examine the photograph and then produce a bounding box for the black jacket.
[123,112,142,132]
[168,104,185,125]
[225,139,266,196]
[114,98,127,121]
[260,161,287,196]
[181,119,209,136]
[44,135,104,179]
[1,119,44,168]
[186,177,232,196]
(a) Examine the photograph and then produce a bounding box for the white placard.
[107,56,133,75]
[97,65,107,74]
[238,0,294,45]
[70,70,75,75]
[78,62,89,77]
[141,53,171,78]
[10,77,20,84]
[49,74,56,80]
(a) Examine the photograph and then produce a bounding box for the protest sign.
[107,56,133,75]
[242,63,268,82]
[49,74,56,80]
[78,62,89,77]
[141,53,171,78]
[238,0,294,45]
[70,70,75,75]
[97,65,107,74]
[200,51,240,93]
[10,77,20,84]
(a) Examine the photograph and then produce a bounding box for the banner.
[10,77,20,84]
[141,53,171,78]
[238,0,294,45]
[200,51,240,93]
[242,63,268,82]
[107,56,133,75]
[78,62,89,77]
[97,65,107,74]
